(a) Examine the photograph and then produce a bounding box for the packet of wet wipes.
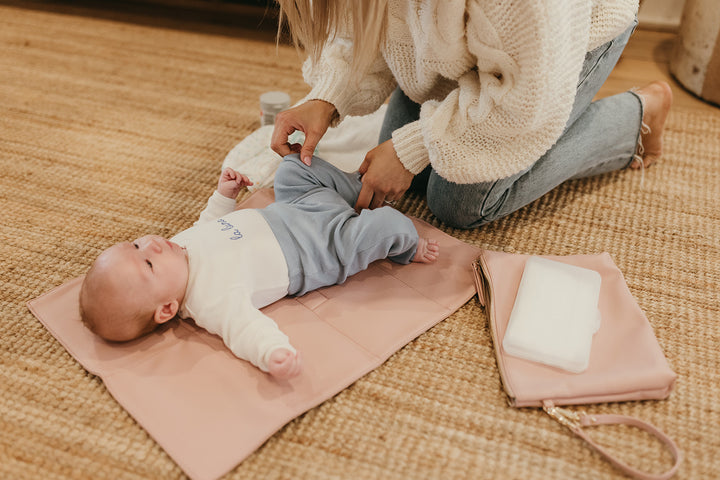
[502,256,601,373]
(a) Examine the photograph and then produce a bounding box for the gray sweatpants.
[259,154,420,296]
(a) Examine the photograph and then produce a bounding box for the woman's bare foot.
[633,81,673,169]
[412,238,440,263]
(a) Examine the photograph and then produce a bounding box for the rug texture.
[1,3,718,479]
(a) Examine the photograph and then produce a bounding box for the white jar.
[259,91,291,126]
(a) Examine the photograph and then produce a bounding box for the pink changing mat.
[27,189,482,480]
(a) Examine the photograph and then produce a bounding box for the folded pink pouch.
[27,190,481,480]
[473,250,681,480]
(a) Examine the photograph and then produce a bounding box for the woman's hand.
[354,139,414,211]
[271,99,337,166]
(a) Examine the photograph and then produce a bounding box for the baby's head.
[79,235,189,342]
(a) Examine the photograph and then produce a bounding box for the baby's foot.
[412,238,440,264]
[268,348,302,379]
[633,81,673,169]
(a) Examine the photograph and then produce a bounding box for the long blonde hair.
[276,0,388,77]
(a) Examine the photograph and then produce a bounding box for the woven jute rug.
[1,3,718,479]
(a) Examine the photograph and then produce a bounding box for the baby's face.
[99,235,189,313]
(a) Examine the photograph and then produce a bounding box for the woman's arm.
[405,0,593,184]
[301,39,397,122]
[354,0,596,208]
[271,37,397,165]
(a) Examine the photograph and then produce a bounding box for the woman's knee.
[427,194,485,229]
[425,171,518,228]
[425,176,496,229]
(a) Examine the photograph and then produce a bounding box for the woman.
[270,0,672,229]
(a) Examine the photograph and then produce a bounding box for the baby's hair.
[79,261,157,342]
[78,292,95,333]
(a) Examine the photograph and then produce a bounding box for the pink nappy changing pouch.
[26,189,482,480]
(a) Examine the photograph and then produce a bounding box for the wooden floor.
[602,28,717,114]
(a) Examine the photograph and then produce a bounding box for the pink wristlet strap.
[543,401,682,480]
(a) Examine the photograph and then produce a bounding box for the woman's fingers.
[354,140,414,211]
[270,114,299,157]
[355,184,375,211]
[270,100,337,161]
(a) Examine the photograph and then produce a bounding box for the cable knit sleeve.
[397,0,597,184]
[302,38,397,126]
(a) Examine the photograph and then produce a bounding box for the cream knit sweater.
[302,0,638,184]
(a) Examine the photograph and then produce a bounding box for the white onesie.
[171,191,294,372]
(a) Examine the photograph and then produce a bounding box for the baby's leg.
[273,154,362,206]
[412,238,440,264]
[340,206,420,266]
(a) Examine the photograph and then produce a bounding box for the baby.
[79,154,439,379]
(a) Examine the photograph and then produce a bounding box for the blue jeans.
[379,20,641,229]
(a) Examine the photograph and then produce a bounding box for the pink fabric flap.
[477,250,677,408]
[27,190,481,480]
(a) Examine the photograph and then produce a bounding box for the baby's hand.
[267,348,302,380]
[217,167,254,199]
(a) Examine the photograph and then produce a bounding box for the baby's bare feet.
[633,81,673,169]
[412,238,440,264]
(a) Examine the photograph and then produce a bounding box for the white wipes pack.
[502,257,602,373]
